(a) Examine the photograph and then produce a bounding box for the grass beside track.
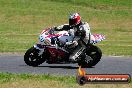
[0,1,131,88]
[0,0,132,56]
[0,73,131,88]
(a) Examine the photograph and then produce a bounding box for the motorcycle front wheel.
[24,47,45,67]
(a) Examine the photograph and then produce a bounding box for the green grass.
[0,73,132,88]
[0,0,132,56]
[0,73,75,84]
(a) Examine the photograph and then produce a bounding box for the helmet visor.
[69,19,77,26]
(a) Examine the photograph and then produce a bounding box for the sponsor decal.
[77,66,131,85]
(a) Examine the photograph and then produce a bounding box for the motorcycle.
[24,28,105,67]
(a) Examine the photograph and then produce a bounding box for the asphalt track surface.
[0,55,132,76]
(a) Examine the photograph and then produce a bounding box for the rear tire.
[24,47,45,67]
[78,45,102,68]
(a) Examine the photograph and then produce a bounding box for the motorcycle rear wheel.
[78,45,102,68]
[24,47,45,67]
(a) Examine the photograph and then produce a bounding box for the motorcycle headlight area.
[38,35,51,45]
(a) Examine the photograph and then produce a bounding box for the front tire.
[24,47,45,66]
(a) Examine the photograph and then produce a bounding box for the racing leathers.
[54,21,91,61]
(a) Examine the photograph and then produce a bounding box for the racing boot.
[69,46,85,62]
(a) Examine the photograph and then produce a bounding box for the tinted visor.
[69,19,77,26]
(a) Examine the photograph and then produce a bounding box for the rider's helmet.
[69,13,81,27]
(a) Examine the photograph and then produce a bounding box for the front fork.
[34,44,45,56]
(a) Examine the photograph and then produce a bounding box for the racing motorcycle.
[24,28,105,67]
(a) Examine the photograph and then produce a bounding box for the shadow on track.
[38,65,79,69]
[20,65,94,69]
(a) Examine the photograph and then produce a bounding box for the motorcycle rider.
[53,13,91,61]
